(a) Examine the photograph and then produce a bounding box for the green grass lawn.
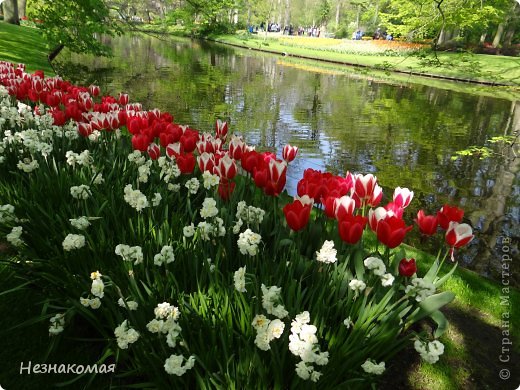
[0,22,54,75]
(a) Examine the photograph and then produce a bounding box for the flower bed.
[0,61,473,388]
[277,37,426,57]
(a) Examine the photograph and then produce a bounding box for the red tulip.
[147,143,160,160]
[89,85,100,96]
[323,196,338,218]
[118,93,129,106]
[445,222,474,248]
[197,152,215,173]
[166,142,183,158]
[398,258,416,277]
[254,167,269,188]
[393,187,414,208]
[376,216,413,249]
[437,205,464,230]
[385,202,404,220]
[366,184,383,207]
[283,200,312,231]
[282,144,298,163]
[131,134,150,152]
[368,207,393,232]
[218,178,235,200]
[338,214,367,244]
[215,119,228,140]
[354,174,378,203]
[77,122,93,137]
[334,195,356,220]
[175,153,196,174]
[228,135,245,160]
[216,154,237,180]
[415,210,438,235]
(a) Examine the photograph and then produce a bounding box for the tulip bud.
[282,144,298,163]
[398,258,416,277]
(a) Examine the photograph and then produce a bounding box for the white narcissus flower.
[202,171,220,189]
[70,184,91,200]
[183,224,195,238]
[381,273,395,287]
[62,234,85,251]
[91,278,105,298]
[48,313,65,336]
[154,245,175,266]
[233,266,247,292]
[6,226,23,247]
[261,284,288,319]
[349,279,366,293]
[17,158,39,173]
[364,257,386,276]
[118,298,138,311]
[152,192,162,207]
[123,184,148,212]
[70,216,90,230]
[237,229,262,256]
[164,354,195,376]
[185,178,200,195]
[316,240,337,264]
[200,197,218,219]
[114,320,140,350]
[414,339,445,364]
[361,359,386,375]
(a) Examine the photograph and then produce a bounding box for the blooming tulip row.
[0,60,474,388]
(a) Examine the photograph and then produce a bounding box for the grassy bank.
[0,22,53,75]
[210,33,520,88]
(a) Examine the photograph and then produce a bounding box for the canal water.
[58,34,519,284]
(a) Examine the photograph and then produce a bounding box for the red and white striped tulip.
[393,187,414,208]
[216,153,237,180]
[282,144,298,163]
[334,195,356,220]
[197,152,215,173]
[445,222,474,248]
[147,143,161,160]
[215,119,228,140]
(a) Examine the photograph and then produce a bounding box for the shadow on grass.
[380,304,520,390]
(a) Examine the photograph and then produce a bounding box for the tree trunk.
[504,27,515,46]
[373,0,379,26]
[17,0,26,19]
[335,0,341,29]
[284,0,290,28]
[2,0,20,25]
[479,32,487,43]
[356,5,360,30]
[492,23,505,48]
[48,44,65,62]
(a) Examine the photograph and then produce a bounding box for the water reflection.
[58,34,519,285]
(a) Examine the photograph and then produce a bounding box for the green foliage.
[29,0,122,56]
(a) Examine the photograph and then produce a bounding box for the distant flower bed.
[0,61,472,388]
[278,36,427,56]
